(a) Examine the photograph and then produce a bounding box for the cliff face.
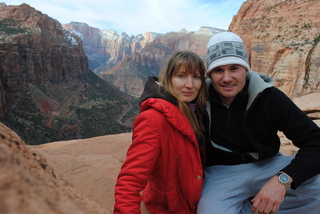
[229,0,320,98]
[0,4,89,88]
[63,22,161,72]
[0,80,5,117]
[0,122,109,214]
[83,0,320,99]
[0,3,89,117]
[63,22,225,97]
[0,3,139,145]
[99,27,226,97]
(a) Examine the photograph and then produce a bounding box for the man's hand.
[251,174,291,214]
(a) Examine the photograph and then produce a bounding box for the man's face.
[210,64,248,105]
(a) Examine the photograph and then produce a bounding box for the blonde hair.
[158,51,208,140]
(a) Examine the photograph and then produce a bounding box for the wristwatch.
[276,172,291,189]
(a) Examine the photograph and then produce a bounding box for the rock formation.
[63,22,162,72]
[0,122,109,214]
[28,116,319,212]
[63,21,226,97]
[229,0,320,98]
[0,3,139,145]
[293,93,320,119]
[0,3,89,88]
[0,80,6,117]
[81,0,320,100]
[98,27,226,97]
[0,3,88,118]
[30,132,132,213]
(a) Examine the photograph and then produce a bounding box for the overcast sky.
[5,0,247,36]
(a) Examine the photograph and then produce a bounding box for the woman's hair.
[158,51,208,140]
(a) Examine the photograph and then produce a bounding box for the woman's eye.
[194,75,200,79]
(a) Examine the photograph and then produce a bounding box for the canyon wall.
[97,27,226,97]
[63,22,161,72]
[0,3,139,144]
[0,3,89,88]
[229,0,320,98]
[74,0,320,99]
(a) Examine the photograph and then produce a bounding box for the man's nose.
[222,71,232,82]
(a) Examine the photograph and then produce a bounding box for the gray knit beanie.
[206,32,250,76]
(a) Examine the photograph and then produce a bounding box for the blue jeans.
[197,153,320,214]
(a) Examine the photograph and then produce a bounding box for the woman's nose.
[185,77,194,88]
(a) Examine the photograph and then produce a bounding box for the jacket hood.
[246,71,274,109]
[206,70,274,109]
[139,76,177,107]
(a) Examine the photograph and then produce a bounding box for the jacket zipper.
[243,93,262,157]
[227,109,231,134]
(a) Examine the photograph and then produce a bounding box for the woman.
[113,51,208,214]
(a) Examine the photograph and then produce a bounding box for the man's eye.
[213,69,222,73]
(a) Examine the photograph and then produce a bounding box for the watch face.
[279,174,289,183]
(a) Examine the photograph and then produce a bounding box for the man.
[197,32,320,214]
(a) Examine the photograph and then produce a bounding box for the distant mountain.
[63,23,226,97]
[64,0,320,100]
[0,3,139,145]
[63,22,163,73]
[99,28,225,97]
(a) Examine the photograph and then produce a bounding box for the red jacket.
[114,98,203,213]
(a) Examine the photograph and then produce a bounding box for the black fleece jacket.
[206,71,320,189]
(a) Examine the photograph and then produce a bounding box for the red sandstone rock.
[0,122,109,214]
[30,133,132,212]
[230,0,320,98]
[30,128,311,213]
[293,93,320,119]
[0,4,89,89]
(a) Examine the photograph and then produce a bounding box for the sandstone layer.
[94,0,320,100]
[230,0,320,98]
[63,22,161,72]
[0,122,109,214]
[30,125,312,212]
[0,3,139,144]
[293,93,320,119]
[30,133,132,213]
[30,117,320,213]
[98,27,225,97]
[0,3,89,89]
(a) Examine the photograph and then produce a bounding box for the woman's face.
[171,65,202,102]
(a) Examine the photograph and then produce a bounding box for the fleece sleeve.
[113,110,161,214]
[269,88,320,188]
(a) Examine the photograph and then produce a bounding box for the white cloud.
[4,0,246,35]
